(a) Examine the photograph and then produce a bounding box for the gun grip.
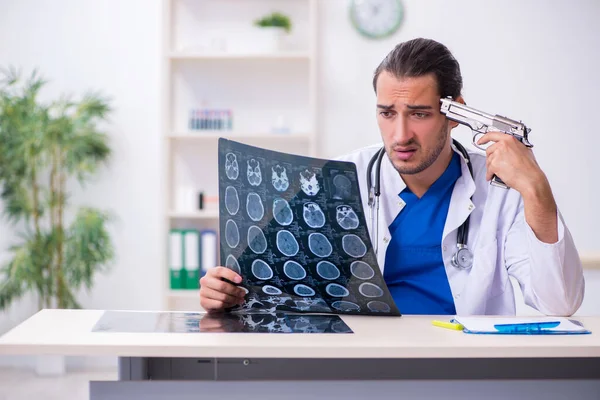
[490,174,509,189]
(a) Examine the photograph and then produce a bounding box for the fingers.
[199,266,246,312]
[202,286,242,307]
[211,266,243,284]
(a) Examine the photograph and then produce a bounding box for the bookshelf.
[161,0,319,310]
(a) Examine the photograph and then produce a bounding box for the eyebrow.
[376,104,433,110]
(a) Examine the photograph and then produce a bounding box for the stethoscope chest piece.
[451,245,473,269]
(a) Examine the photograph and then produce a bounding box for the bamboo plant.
[0,67,115,310]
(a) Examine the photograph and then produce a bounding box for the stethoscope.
[366,138,474,269]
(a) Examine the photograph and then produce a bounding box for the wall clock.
[349,0,404,39]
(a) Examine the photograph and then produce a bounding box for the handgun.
[439,97,533,189]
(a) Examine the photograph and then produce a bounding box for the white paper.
[454,316,588,333]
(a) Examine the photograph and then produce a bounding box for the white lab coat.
[339,142,585,316]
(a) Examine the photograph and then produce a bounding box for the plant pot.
[247,26,285,54]
[35,355,66,376]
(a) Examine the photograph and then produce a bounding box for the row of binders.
[169,229,217,290]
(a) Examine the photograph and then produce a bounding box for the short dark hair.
[372,38,463,99]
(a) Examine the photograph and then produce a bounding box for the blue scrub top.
[383,152,462,315]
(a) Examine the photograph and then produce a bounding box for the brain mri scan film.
[332,174,352,199]
[299,168,320,196]
[359,282,384,298]
[342,234,367,257]
[303,202,326,228]
[350,261,375,280]
[225,219,240,248]
[294,284,316,297]
[246,192,265,222]
[263,285,283,295]
[225,186,240,215]
[308,233,333,257]
[276,230,300,257]
[252,259,273,280]
[283,260,307,280]
[316,261,340,280]
[225,152,239,180]
[273,198,293,226]
[219,139,400,316]
[336,205,359,230]
[225,255,241,274]
[367,300,391,312]
[271,164,290,192]
[325,283,350,297]
[247,225,267,254]
[247,158,262,186]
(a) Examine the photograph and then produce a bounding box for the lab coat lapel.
[442,146,476,242]
[376,152,406,273]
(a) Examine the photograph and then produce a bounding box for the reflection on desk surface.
[91,310,353,334]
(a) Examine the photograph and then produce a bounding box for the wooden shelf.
[168,210,219,219]
[167,51,311,60]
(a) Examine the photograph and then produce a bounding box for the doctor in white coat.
[200,38,584,316]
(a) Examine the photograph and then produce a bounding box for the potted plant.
[250,12,292,53]
[0,67,115,312]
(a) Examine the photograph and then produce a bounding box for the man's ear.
[447,95,466,130]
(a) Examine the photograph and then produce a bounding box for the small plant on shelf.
[254,12,292,33]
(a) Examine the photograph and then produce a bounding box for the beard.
[386,121,449,175]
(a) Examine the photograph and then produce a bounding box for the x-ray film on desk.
[218,138,400,316]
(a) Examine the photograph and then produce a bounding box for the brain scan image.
[308,233,332,257]
[247,158,262,186]
[293,284,316,297]
[262,285,282,295]
[247,225,267,254]
[225,152,239,180]
[273,198,293,226]
[316,261,340,280]
[246,192,265,222]
[336,205,359,230]
[224,186,239,215]
[283,260,307,280]
[251,259,273,280]
[331,301,360,312]
[367,301,391,312]
[359,282,384,298]
[276,230,299,257]
[219,140,400,316]
[225,219,240,248]
[302,202,325,228]
[325,283,350,297]
[299,168,320,196]
[350,261,375,280]
[225,255,241,274]
[332,174,352,200]
[271,164,289,192]
[342,234,367,258]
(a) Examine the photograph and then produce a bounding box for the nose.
[392,115,414,145]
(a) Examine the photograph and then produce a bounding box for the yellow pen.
[432,320,464,331]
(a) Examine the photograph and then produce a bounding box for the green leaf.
[64,208,114,291]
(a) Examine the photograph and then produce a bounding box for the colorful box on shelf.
[189,109,233,131]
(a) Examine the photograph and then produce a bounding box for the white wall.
[318,0,600,256]
[0,0,163,366]
[0,0,599,368]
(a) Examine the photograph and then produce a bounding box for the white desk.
[1,309,600,400]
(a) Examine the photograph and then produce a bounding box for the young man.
[200,38,584,316]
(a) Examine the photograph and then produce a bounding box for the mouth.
[393,148,417,161]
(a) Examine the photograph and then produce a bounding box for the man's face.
[375,71,450,175]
